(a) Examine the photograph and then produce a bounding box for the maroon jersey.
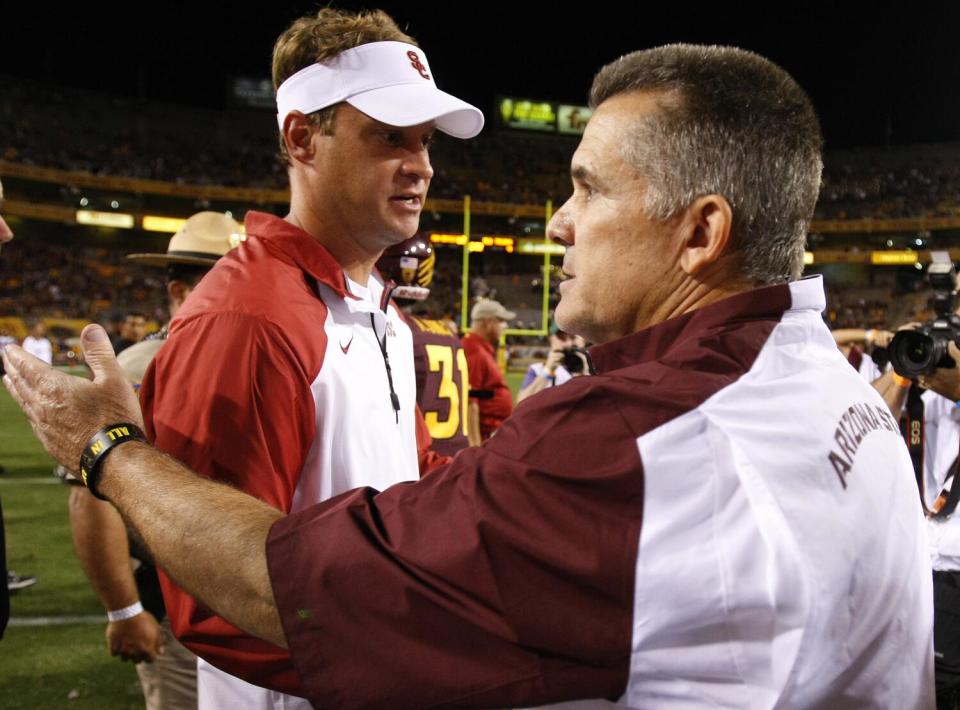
[409,317,471,456]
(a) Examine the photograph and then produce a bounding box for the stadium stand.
[3,75,960,351]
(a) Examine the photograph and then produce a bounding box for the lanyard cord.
[903,385,960,518]
[370,313,400,424]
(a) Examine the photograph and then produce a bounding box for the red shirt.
[461,331,513,439]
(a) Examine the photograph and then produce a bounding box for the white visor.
[276,41,484,139]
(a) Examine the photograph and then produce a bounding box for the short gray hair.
[589,44,823,285]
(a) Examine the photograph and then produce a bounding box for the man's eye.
[382,132,403,146]
[422,134,435,149]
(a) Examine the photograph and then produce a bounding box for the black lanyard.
[902,385,960,518]
[370,313,400,424]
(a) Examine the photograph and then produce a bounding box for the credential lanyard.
[902,385,960,518]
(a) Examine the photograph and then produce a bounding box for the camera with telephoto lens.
[561,347,588,375]
[889,260,960,378]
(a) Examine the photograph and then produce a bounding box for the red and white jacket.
[142,211,434,703]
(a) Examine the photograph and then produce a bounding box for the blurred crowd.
[0,239,167,322]
[5,76,960,217]
[3,75,960,366]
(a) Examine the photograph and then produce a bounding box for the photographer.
[516,329,590,404]
[885,256,960,707]
[895,349,960,708]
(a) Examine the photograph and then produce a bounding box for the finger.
[948,341,960,361]
[2,373,26,412]
[3,348,64,429]
[80,325,123,386]
[1,344,48,388]
[3,372,43,427]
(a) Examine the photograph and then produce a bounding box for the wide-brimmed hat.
[127,212,244,267]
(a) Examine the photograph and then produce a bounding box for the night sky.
[3,2,960,150]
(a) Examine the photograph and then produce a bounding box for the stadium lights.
[871,250,919,265]
[430,233,468,246]
[803,251,814,265]
[517,240,565,256]
[430,233,517,253]
[76,210,135,229]
[143,216,188,233]
[479,236,515,248]
[430,233,543,255]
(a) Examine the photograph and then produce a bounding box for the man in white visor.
[132,8,482,709]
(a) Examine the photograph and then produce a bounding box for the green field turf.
[506,370,525,399]
[1,383,141,707]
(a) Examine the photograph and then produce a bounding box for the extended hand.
[2,325,144,474]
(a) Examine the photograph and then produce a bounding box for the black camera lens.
[890,330,945,378]
[561,347,586,374]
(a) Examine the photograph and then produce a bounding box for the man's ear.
[282,111,317,166]
[678,194,733,276]
[167,280,191,310]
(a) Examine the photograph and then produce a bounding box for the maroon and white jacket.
[265,277,934,709]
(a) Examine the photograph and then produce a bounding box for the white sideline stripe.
[0,477,62,485]
[9,615,104,626]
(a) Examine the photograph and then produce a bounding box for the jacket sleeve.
[141,310,321,695]
[266,377,645,709]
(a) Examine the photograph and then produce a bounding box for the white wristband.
[107,601,144,622]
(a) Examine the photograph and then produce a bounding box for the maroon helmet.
[377,233,435,301]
